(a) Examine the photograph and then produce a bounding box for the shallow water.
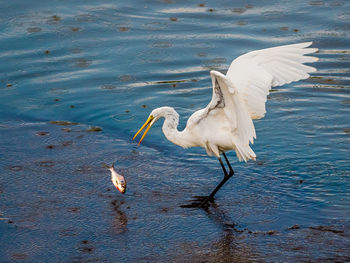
[1,0,350,262]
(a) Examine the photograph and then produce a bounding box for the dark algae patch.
[36,131,49,136]
[11,253,28,260]
[101,84,118,90]
[49,121,78,126]
[27,27,41,33]
[68,207,80,213]
[75,58,91,68]
[154,79,197,85]
[46,145,56,149]
[39,161,55,167]
[309,1,324,6]
[9,165,23,172]
[119,75,135,82]
[62,141,73,146]
[118,26,130,32]
[309,225,345,235]
[47,15,61,24]
[231,8,246,14]
[87,126,102,132]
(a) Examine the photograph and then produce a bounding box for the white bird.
[133,42,318,207]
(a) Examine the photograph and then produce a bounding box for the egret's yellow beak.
[133,115,154,144]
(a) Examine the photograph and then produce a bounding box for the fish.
[103,162,126,194]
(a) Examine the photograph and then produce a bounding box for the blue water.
[1,0,350,262]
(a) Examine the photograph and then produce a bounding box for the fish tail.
[102,161,116,169]
[102,163,111,169]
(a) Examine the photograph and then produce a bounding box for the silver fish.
[103,162,126,194]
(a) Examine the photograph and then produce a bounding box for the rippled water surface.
[1,0,350,262]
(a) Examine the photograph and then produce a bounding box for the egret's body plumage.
[133,42,318,206]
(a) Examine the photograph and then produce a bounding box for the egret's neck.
[160,107,194,148]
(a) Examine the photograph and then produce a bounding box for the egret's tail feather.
[235,143,256,162]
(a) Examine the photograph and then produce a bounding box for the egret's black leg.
[223,152,234,175]
[200,154,235,207]
[219,157,229,177]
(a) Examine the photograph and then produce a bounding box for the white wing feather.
[201,42,318,161]
[226,42,318,119]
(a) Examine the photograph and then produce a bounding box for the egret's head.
[133,107,171,144]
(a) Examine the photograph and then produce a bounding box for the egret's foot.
[180,196,215,209]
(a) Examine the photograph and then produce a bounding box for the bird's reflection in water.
[180,195,213,208]
[202,205,260,263]
[110,199,128,234]
[176,199,261,262]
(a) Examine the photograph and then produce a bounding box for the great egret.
[133,42,318,207]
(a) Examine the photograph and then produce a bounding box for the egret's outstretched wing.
[188,42,317,161]
[226,42,318,119]
[199,71,256,161]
